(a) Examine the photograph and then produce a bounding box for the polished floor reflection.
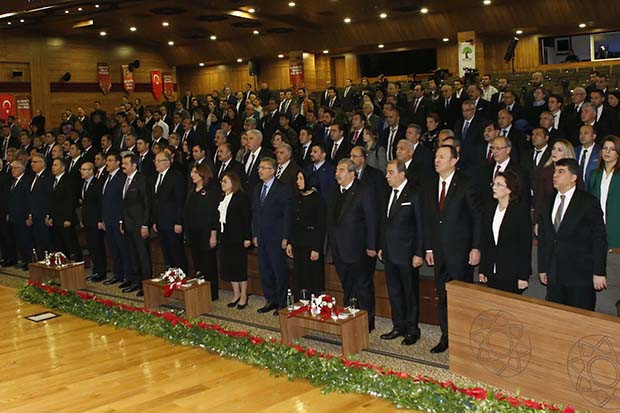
[0,286,417,413]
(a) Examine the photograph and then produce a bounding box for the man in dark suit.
[308,142,336,199]
[326,123,352,165]
[348,112,366,147]
[538,158,607,311]
[327,158,378,331]
[7,160,32,269]
[180,117,202,150]
[379,160,424,345]
[294,126,314,169]
[524,127,552,197]
[341,79,360,113]
[152,151,187,271]
[379,110,406,163]
[136,137,155,180]
[120,153,152,296]
[547,94,573,144]
[590,89,620,139]
[1,125,19,161]
[500,90,527,122]
[325,87,341,110]
[405,125,434,182]
[575,124,601,190]
[0,158,14,266]
[289,103,306,134]
[275,143,301,191]
[489,77,509,118]
[242,129,274,195]
[467,85,491,119]
[215,143,245,182]
[454,100,485,172]
[252,157,292,315]
[436,84,460,130]
[478,136,530,204]
[260,99,280,144]
[422,145,481,353]
[26,153,53,258]
[47,158,82,261]
[81,136,97,164]
[67,142,85,196]
[410,84,432,128]
[497,109,528,163]
[78,162,107,282]
[100,152,130,285]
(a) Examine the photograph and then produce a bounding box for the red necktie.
[352,130,360,144]
[493,164,501,180]
[438,181,447,211]
[486,147,493,162]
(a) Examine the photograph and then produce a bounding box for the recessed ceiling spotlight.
[248,8,256,13]
[344,17,351,23]
[483,0,491,5]
[442,38,449,42]
[77,7,83,11]
[64,10,70,14]
[420,7,429,14]
[579,23,586,28]
[210,35,217,40]
[19,19,24,23]
[95,4,100,8]
[253,30,260,35]
[199,63,205,67]
[515,30,523,34]
[278,54,284,58]
[99,31,107,36]
[379,13,387,19]
[237,58,243,62]
[168,40,174,46]
[130,27,137,32]
[162,21,169,27]
[7,21,12,25]
[322,50,329,54]
[378,44,384,48]
[288,2,296,7]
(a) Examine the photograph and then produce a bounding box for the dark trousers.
[0,217,15,262]
[546,284,596,311]
[84,225,107,276]
[434,260,474,341]
[333,253,375,329]
[158,226,187,271]
[292,246,325,297]
[104,221,130,281]
[51,225,82,261]
[31,217,51,258]
[258,239,289,307]
[125,227,151,284]
[11,221,32,262]
[385,260,420,335]
[189,232,218,300]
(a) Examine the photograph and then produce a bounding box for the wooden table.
[28,261,85,290]
[279,305,369,356]
[142,279,212,318]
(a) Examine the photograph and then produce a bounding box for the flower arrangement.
[44,251,68,267]
[310,294,339,320]
[160,267,188,297]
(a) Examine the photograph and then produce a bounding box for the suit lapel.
[440,175,459,216]
[338,181,357,221]
[556,191,583,234]
[388,186,408,220]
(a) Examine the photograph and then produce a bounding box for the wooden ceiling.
[1,0,620,67]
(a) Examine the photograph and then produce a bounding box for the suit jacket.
[326,179,378,263]
[454,116,485,171]
[479,201,532,281]
[308,161,336,199]
[8,174,32,223]
[341,87,360,112]
[100,170,126,225]
[27,169,53,219]
[410,143,434,183]
[219,190,252,245]
[260,111,280,144]
[422,171,482,279]
[358,164,387,209]
[326,138,353,164]
[538,189,607,286]
[589,169,620,248]
[277,161,301,191]
[121,172,151,231]
[380,182,424,265]
[289,113,306,133]
[575,144,601,189]
[474,98,491,119]
[435,97,460,130]
[410,97,433,127]
[505,126,528,163]
[0,136,19,159]
[378,124,406,161]
[251,178,292,242]
[152,168,185,229]
[242,148,275,194]
[348,127,365,146]
[215,158,245,182]
[524,145,552,196]
[137,151,156,179]
[49,174,76,225]
[595,106,620,140]
[80,177,102,227]
[294,143,313,169]
[477,158,531,205]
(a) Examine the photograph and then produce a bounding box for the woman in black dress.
[286,169,326,297]
[218,171,252,309]
[185,163,220,300]
[479,170,532,294]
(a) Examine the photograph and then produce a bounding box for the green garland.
[16,282,577,413]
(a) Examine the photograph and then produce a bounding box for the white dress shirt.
[387,179,408,217]
[551,185,576,224]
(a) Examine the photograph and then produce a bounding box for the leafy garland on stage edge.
[17,281,577,413]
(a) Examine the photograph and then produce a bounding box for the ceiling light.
[379,13,387,19]
[130,26,137,32]
[248,8,256,13]
[278,54,284,58]
[237,58,243,63]
[162,21,169,27]
[168,40,174,46]
[442,38,449,42]
[95,4,100,8]
[210,35,217,40]
[579,23,586,28]
[483,0,491,4]
[344,17,351,23]
[515,30,523,34]
[288,2,296,6]
[378,44,384,48]
[78,7,83,11]
[199,63,205,67]
[19,19,24,23]
[99,31,107,36]
[253,30,259,35]
[323,50,329,54]
[64,10,69,14]
[7,21,11,25]
[420,7,429,14]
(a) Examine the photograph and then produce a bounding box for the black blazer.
[184,186,219,241]
[251,178,292,243]
[326,179,378,264]
[479,201,532,280]
[477,158,531,205]
[152,168,185,229]
[308,161,336,200]
[358,164,387,209]
[100,170,126,225]
[277,161,301,192]
[122,172,152,230]
[49,174,76,225]
[242,148,275,195]
[290,189,326,252]
[435,97,461,130]
[326,139,353,164]
[219,191,251,245]
[27,169,53,219]
[538,189,607,286]
[410,143,434,184]
[380,182,424,265]
[215,159,246,182]
[80,177,102,227]
[378,124,406,161]
[138,151,156,180]
[422,171,482,279]
[7,174,32,223]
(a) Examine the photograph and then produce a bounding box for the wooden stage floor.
[0,286,417,412]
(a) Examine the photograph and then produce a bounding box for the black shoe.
[380,330,404,340]
[20,263,29,271]
[430,340,449,353]
[237,302,247,310]
[136,289,144,297]
[103,278,120,285]
[401,333,421,346]
[1,260,16,267]
[227,298,240,308]
[122,284,139,293]
[13,262,22,269]
[257,303,277,313]
[88,274,107,282]
[119,281,132,288]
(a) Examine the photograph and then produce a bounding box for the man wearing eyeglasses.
[26,153,53,258]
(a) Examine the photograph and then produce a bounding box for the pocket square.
[400,202,412,206]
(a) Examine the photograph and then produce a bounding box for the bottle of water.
[286,289,294,310]
[31,248,38,263]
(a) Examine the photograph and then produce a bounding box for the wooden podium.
[142,279,212,318]
[447,281,620,413]
[28,261,86,290]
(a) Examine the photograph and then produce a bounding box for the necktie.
[462,121,470,138]
[218,162,226,178]
[498,92,503,103]
[155,173,163,193]
[413,98,421,113]
[123,177,131,199]
[501,129,508,137]
[276,165,283,179]
[579,149,588,172]
[445,99,449,109]
[325,127,330,139]
[387,128,396,161]
[331,143,339,160]
[53,177,59,190]
[438,180,447,211]
[313,164,318,172]
[493,164,501,181]
[246,153,255,174]
[329,97,335,108]
[11,178,17,190]
[534,149,542,166]
[486,146,493,162]
[139,155,144,170]
[352,130,360,144]
[260,183,268,204]
[341,187,347,194]
[82,180,88,200]
[554,194,566,232]
[302,144,309,160]
[102,174,112,194]
[388,189,399,217]
[30,174,38,191]
[70,159,76,172]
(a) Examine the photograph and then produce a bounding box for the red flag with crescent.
[121,64,135,94]
[151,71,163,100]
[0,94,15,122]
[97,62,111,95]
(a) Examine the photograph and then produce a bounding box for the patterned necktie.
[260,183,268,205]
[554,195,566,232]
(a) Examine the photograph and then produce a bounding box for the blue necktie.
[260,183,268,205]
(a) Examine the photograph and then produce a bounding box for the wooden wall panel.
[437,43,459,76]
[0,63,30,82]
[302,53,317,91]
[315,54,331,89]
[484,34,541,73]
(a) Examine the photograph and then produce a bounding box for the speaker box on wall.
[248,59,260,76]
[61,72,71,82]
[11,70,23,78]
[504,37,519,62]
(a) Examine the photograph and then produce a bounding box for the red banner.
[15,95,32,129]
[0,94,15,122]
[288,51,304,89]
[121,64,135,95]
[163,72,174,97]
[97,62,111,95]
[150,70,163,100]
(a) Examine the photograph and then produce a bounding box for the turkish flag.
[151,71,162,100]
[0,94,15,122]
